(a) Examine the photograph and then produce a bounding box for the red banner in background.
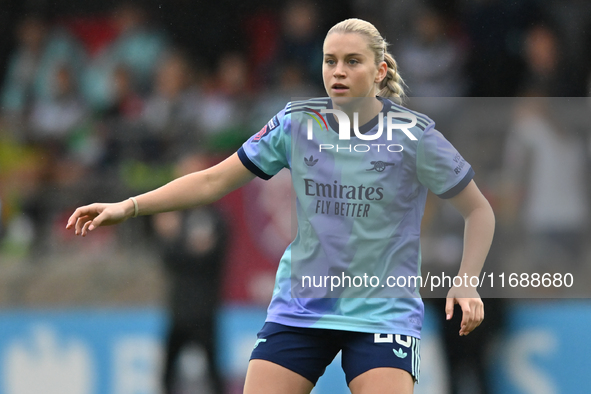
[216,170,293,304]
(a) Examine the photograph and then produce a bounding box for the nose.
[333,62,345,78]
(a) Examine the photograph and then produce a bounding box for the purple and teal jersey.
[237,97,474,338]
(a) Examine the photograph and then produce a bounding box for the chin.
[330,95,361,108]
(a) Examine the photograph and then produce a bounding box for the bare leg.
[349,367,414,394]
[243,359,314,394]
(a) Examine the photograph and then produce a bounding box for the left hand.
[445,286,484,336]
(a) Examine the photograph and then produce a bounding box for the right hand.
[445,285,484,336]
[66,200,134,236]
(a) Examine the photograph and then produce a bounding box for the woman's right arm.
[67,153,255,236]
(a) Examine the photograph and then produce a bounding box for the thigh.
[349,367,414,394]
[342,333,420,390]
[244,359,314,394]
[249,323,341,387]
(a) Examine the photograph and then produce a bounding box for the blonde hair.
[326,18,406,103]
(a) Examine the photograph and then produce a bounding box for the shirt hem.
[264,314,422,339]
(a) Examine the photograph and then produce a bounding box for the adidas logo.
[393,348,408,358]
[304,155,318,166]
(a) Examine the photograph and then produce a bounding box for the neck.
[333,96,383,127]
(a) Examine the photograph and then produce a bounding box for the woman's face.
[322,33,386,104]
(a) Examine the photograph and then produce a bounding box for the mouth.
[331,83,349,92]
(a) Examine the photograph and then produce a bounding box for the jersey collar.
[326,96,394,136]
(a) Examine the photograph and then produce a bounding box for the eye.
[325,59,336,65]
[348,59,359,65]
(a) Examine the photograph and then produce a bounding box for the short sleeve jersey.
[237,97,474,338]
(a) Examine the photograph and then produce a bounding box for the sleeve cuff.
[437,167,475,199]
[237,147,273,180]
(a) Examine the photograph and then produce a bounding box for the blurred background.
[0,0,590,393]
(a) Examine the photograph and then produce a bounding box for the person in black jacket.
[152,153,227,394]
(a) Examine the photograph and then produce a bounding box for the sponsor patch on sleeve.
[266,115,279,131]
[253,125,268,141]
[253,115,279,142]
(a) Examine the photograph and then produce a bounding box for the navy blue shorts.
[250,322,420,385]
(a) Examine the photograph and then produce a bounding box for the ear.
[375,60,388,83]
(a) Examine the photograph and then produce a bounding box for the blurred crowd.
[0,0,591,305]
[1,1,590,393]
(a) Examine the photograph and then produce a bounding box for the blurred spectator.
[29,64,88,141]
[397,7,467,97]
[502,98,589,276]
[242,8,282,89]
[1,14,87,122]
[352,0,422,50]
[27,62,100,180]
[82,1,168,111]
[140,49,203,161]
[518,25,576,97]
[16,62,98,254]
[198,51,253,151]
[142,50,200,133]
[215,52,250,96]
[0,126,46,256]
[422,190,506,394]
[152,153,227,394]
[419,98,508,394]
[545,0,591,96]
[90,62,146,174]
[0,0,19,87]
[102,64,145,121]
[460,0,539,97]
[249,62,322,132]
[272,1,324,87]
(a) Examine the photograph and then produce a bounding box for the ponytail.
[379,52,406,103]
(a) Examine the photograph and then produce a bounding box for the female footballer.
[67,19,494,394]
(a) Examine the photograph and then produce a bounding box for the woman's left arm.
[445,180,496,335]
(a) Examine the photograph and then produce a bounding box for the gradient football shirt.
[237,97,474,337]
